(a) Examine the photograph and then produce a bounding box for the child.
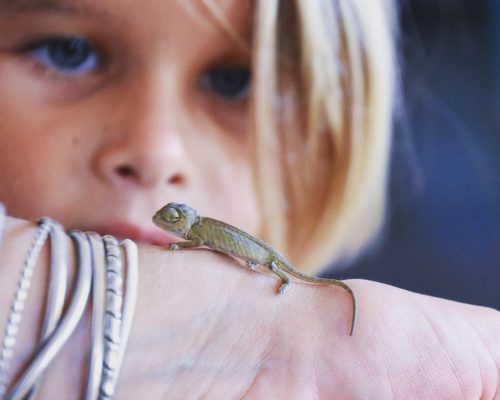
[0,0,498,398]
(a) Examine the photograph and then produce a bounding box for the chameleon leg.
[247,261,258,270]
[270,261,290,295]
[170,240,201,250]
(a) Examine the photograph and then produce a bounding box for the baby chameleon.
[153,202,357,335]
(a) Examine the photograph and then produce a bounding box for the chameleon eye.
[165,207,180,223]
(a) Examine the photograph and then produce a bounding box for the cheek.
[223,160,260,233]
[184,94,261,234]
[0,100,86,220]
[192,138,261,236]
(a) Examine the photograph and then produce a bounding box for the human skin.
[0,0,259,241]
[1,219,499,399]
[0,0,498,398]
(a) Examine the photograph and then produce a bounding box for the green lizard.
[153,202,357,335]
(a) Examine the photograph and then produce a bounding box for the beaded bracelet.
[0,218,52,398]
[5,230,92,400]
[0,208,139,400]
[1,218,71,400]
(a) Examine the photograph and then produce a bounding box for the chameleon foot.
[278,282,290,295]
[270,261,290,295]
[247,261,258,270]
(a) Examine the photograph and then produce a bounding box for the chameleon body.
[153,202,357,335]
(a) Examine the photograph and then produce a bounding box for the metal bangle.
[0,219,138,400]
[0,218,52,399]
[40,219,68,342]
[26,218,69,400]
[86,236,138,400]
[5,230,92,400]
[113,239,138,388]
[99,235,124,400]
[84,232,107,400]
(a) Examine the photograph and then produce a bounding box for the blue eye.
[26,37,99,75]
[201,66,250,100]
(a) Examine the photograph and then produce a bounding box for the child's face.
[0,0,260,243]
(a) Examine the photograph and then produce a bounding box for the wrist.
[118,245,353,398]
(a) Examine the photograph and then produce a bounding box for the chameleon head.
[153,202,199,239]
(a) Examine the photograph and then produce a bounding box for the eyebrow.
[0,0,99,16]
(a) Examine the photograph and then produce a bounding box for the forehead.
[179,0,253,50]
[0,0,252,30]
[0,0,253,53]
[0,0,93,14]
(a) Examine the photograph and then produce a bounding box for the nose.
[93,70,191,189]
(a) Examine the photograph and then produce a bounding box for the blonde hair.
[194,0,396,273]
[252,0,397,272]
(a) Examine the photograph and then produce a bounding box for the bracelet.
[114,238,138,386]
[99,235,124,400]
[84,232,107,400]
[0,212,139,400]
[26,218,69,400]
[40,219,69,342]
[0,218,52,399]
[5,230,92,400]
[84,234,138,400]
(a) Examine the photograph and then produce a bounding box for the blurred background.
[329,0,500,309]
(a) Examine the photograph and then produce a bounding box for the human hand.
[114,248,499,400]
[2,222,497,399]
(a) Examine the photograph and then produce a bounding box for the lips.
[91,222,178,246]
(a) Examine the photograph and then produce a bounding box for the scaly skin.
[153,202,357,335]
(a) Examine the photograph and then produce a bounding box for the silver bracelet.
[26,218,69,400]
[0,218,52,399]
[5,230,92,400]
[113,238,138,387]
[40,219,69,342]
[85,232,107,400]
[99,235,124,400]
[84,235,138,400]
[0,220,138,400]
